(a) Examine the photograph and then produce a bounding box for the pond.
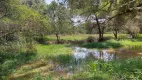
[51,47,142,78]
[10,46,142,79]
[72,47,142,61]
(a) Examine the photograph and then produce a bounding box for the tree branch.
[0,1,8,19]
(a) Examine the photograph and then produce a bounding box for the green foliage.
[1,0,142,80]
[0,51,36,79]
[110,57,142,79]
[33,74,54,80]
[0,41,37,79]
[81,38,142,50]
[82,39,122,49]
[45,1,73,43]
[86,36,97,43]
[55,54,74,65]
[34,73,43,80]
[45,75,53,80]
[72,57,142,80]
[1,60,17,75]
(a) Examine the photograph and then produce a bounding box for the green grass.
[0,52,36,79]
[82,39,122,49]
[47,34,142,50]
[23,57,142,80]
[47,34,92,41]
[36,44,72,59]
[2,34,142,80]
[81,39,142,50]
[71,57,142,80]
[36,44,75,65]
[47,34,117,41]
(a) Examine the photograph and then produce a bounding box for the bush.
[103,36,113,41]
[86,36,97,43]
[136,34,142,38]
[5,34,19,41]
[118,34,128,39]
[0,42,25,54]
[26,43,37,53]
[34,36,48,45]
[1,60,16,75]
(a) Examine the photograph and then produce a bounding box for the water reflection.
[72,47,142,61]
[91,50,115,61]
[50,47,142,77]
[73,47,89,60]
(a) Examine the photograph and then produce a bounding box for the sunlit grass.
[47,34,117,41]
[82,39,122,49]
[47,34,94,41]
[36,44,72,59]
[82,39,142,50]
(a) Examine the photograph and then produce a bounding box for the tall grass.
[81,39,142,51]
[36,44,72,59]
[72,57,142,80]
[28,57,142,80]
[0,42,37,80]
[82,39,122,49]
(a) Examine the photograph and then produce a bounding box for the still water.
[49,47,142,77]
[73,47,142,61]
[53,47,142,77]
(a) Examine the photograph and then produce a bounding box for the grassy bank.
[36,44,72,59]
[7,43,142,80]
[82,39,142,50]
[1,34,142,80]
[72,57,142,80]
[47,34,116,41]
[9,56,142,80]
[47,34,142,50]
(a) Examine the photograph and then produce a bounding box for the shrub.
[86,36,97,43]
[103,36,113,41]
[34,36,48,45]
[118,34,128,39]
[0,42,25,54]
[1,60,16,75]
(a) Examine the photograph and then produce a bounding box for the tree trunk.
[130,32,135,39]
[55,33,60,44]
[95,15,104,42]
[101,26,105,40]
[113,30,118,39]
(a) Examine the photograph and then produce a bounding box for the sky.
[45,0,53,4]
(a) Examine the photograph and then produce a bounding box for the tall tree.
[63,0,142,41]
[64,0,113,41]
[20,0,46,14]
[46,1,72,43]
[0,0,49,43]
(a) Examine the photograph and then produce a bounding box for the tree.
[64,0,113,41]
[109,16,125,39]
[125,19,140,38]
[46,1,72,43]
[0,1,7,19]
[0,0,49,44]
[0,0,19,19]
[64,0,142,41]
[20,0,46,14]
